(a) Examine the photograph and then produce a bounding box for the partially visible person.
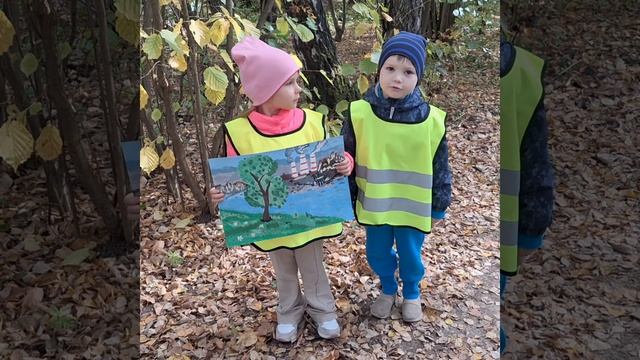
[499,38,554,353]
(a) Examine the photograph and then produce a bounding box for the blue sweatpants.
[365,225,425,300]
[500,273,508,354]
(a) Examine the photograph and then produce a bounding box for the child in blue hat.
[341,31,452,322]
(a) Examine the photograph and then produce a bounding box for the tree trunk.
[210,125,227,158]
[180,0,216,218]
[261,191,272,222]
[382,0,424,38]
[31,2,120,235]
[125,93,140,140]
[438,2,458,34]
[257,0,275,33]
[94,0,133,244]
[223,0,240,122]
[288,0,357,110]
[384,0,458,40]
[326,0,345,42]
[149,0,208,210]
[0,68,5,126]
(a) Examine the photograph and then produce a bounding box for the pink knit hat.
[231,37,301,106]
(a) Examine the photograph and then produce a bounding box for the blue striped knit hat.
[378,31,428,79]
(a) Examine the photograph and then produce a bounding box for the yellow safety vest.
[500,46,544,275]
[350,100,446,233]
[224,109,343,251]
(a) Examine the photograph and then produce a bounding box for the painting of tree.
[238,155,288,222]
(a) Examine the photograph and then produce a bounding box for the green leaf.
[24,236,40,252]
[175,216,193,229]
[172,102,181,113]
[305,18,317,31]
[28,102,43,115]
[142,34,163,60]
[369,8,380,24]
[335,100,349,115]
[57,42,72,60]
[203,66,228,92]
[316,104,329,115]
[62,247,91,266]
[358,59,378,74]
[370,51,381,64]
[240,18,260,38]
[219,49,234,71]
[160,29,182,55]
[115,11,139,46]
[151,108,162,121]
[340,64,356,76]
[276,17,289,35]
[20,53,39,77]
[466,41,480,50]
[352,3,372,18]
[114,0,140,21]
[357,74,369,94]
[295,24,314,42]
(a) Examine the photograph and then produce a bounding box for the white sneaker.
[317,319,341,339]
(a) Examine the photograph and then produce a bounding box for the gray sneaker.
[274,318,304,343]
[402,298,422,322]
[370,293,396,319]
[317,319,341,339]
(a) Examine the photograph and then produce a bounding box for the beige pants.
[268,240,337,325]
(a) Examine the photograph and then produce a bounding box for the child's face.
[262,71,302,110]
[378,55,418,99]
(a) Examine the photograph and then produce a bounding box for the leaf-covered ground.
[0,30,139,358]
[140,28,501,359]
[502,1,640,359]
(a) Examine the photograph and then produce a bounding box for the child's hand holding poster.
[209,136,353,248]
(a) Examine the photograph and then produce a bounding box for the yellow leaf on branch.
[189,19,210,48]
[115,11,139,46]
[0,10,15,55]
[357,74,369,95]
[140,143,159,175]
[0,120,34,172]
[205,86,226,106]
[210,19,230,46]
[35,123,63,161]
[140,85,149,109]
[159,148,176,169]
[168,52,188,72]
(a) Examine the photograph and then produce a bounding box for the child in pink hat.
[210,36,353,342]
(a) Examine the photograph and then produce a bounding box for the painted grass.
[221,210,343,247]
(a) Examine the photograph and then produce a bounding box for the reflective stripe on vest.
[500,46,544,275]
[223,109,342,251]
[350,100,446,233]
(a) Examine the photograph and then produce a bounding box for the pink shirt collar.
[247,108,304,135]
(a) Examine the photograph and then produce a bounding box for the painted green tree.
[238,155,289,222]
